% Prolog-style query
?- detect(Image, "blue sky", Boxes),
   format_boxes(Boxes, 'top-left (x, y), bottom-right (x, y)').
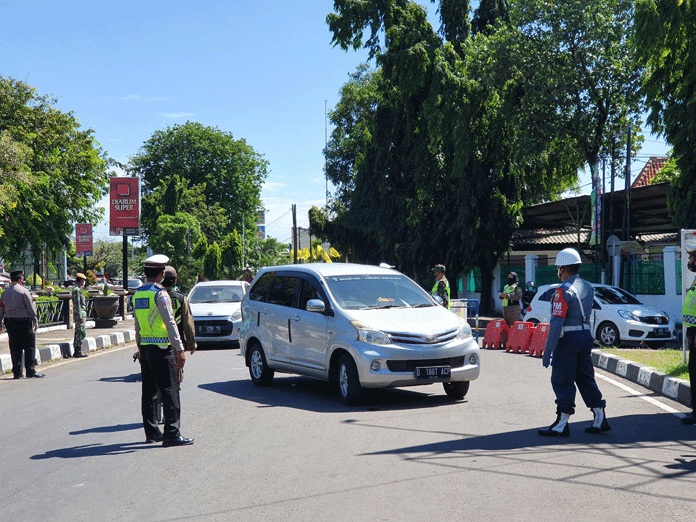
top-left (2, 0), bottom-right (669, 244)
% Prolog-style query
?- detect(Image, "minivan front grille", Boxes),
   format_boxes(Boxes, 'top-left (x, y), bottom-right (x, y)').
top-left (385, 328), bottom-right (458, 345)
top-left (387, 356), bottom-right (465, 372)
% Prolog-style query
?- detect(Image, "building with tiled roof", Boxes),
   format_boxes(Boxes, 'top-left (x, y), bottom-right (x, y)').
top-left (631, 156), bottom-right (668, 188)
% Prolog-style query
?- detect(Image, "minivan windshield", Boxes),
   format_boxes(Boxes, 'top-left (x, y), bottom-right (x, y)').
top-left (593, 285), bottom-right (642, 305)
top-left (325, 274), bottom-right (435, 310)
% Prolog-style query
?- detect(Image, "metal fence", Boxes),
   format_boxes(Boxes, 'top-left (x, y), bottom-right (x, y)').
top-left (36, 299), bottom-right (65, 327)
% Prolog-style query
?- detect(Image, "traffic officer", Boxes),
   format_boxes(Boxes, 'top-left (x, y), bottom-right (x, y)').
top-left (134, 255), bottom-right (193, 447)
top-left (0, 270), bottom-right (43, 378)
top-left (71, 273), bottom-right (88, 358)
top-left (500, 272), bottom-right (522, 326)
top-left (681, 241), bottom-right (696, 424)
top-left (162, 265), bottom-right (196, 355)
top-left (431, 264), bottom-right (450, 309)
top-left (538, 248), bottom-right (609, 437)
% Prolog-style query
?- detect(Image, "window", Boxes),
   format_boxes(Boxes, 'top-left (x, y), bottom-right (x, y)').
top-left (267, 275), bottom-right (298, 307)
top-left (248, 272), bottom-right (274, 302)
top-left (298, 279), bottom-right (322, 310)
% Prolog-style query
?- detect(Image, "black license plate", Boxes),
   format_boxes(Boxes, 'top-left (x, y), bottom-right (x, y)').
top-left (415, 366), bottom-right (451, 379)
top-left (654, 327), bottom-right (668, 336)
top-left (201, 326), bottom-right (221, 334)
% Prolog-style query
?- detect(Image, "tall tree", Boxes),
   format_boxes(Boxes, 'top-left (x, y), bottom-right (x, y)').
top-left (0, 77), bottom-right (109, 262)
top-left (129, 122), bottom-right (268, 241)
top-left (635, 0), bottom-right (696, 229)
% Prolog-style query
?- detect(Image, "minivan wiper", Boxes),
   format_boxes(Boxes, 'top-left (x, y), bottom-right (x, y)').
top-left (413, 303), bottom-right (433, 308)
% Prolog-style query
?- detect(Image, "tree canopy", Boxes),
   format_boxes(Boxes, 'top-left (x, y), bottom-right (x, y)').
top-left (0, 77), bottom-right (109, 263)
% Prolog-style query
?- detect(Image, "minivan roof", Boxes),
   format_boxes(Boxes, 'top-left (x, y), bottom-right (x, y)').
top-left (258, 263), bottom-right (398, 278)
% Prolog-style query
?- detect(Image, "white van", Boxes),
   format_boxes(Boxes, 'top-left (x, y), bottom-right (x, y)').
top-left (239, 263), bottom-right (480, 404)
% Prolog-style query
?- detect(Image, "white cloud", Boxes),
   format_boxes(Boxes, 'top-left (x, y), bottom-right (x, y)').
top-left (160, 112), bottom-right (194, 119)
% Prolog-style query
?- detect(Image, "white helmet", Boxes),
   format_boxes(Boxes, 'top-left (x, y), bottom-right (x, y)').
top-left (555, 248), bottom-right (582, 267)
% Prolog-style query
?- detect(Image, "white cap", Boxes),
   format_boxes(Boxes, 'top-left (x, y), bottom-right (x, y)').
top-left (555, 248), bottom-right (582, 266)
top-left (143, 254), bottom-right (169, 268)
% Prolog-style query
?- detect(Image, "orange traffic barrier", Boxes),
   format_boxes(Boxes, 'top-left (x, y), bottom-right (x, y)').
top-left (505, 321), bottom-right (535, 353)
top-left (482, 320), bottom-right (509, 349)
top-left (528, 323), bottom-right (550, 357)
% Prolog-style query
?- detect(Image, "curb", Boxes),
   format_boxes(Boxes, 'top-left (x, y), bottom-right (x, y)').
top-left (591, 348), bottom-right (692, 407)
top-left (0, 320), bottom-right (135, 373)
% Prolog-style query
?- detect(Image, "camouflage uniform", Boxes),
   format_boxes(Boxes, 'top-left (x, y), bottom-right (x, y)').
top-left (72, 285), bottom-right (87, 356)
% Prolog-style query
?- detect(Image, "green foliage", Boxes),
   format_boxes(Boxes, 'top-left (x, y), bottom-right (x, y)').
top-left (220, 230), bottom-right (243, 278)
top-left (85, 270), bottom-right (97, 286)
top-left (203, 242), bottom-right (221, 281)
top-left (635, 0), bottom-right (696, 229)
top-left (0, 77), bottom-right (110, 262)
top-left (129, 122), bottom-right (267, 242)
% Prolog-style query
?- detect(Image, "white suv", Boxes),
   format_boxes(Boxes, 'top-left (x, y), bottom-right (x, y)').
top-left (239, 263), bottom-right (480, 404)
top-left (524, 283), bottom-right (674, 348)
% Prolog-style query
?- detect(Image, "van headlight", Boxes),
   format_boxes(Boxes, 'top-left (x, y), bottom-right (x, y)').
top-left (351, 320), bottom-right (392, 345)
top-left (230, 309), bottom-right (242, 322)
top-left (458, 319), bottom-right (472, 340)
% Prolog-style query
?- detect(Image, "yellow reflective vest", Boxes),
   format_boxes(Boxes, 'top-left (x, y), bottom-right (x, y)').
top-left (134, 283), bottom-right (170, 345)
top-left (683, 277), bottom-right (696, 328)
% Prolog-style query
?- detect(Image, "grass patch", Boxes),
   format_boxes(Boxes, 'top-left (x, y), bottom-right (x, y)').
top-left (600, 348), bottom-right (689, 380)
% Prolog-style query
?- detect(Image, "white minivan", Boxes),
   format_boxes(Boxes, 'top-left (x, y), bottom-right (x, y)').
top-left (239, 263), bottom-right (480, 404)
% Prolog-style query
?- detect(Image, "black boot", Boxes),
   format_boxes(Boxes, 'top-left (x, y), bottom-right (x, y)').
top-left (585, 407), bottom-right (611, 433)
top-left (681, 411), bottom-right (696, 425)
top-left (538, 412), bottom-right (571, 437)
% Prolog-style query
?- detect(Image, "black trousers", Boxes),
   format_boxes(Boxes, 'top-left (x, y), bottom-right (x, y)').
top-left (4, 318), bottom-right (37, 378)
top-left (688, 327), bottom-right (696, 410)
top-left (139, 344), bottom-right (181, 440)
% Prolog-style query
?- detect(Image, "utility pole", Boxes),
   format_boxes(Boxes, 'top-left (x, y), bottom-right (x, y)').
top-left (292, 204), bottom-right (298, 264)
top-left (624, 124), bottom-right (631, 241)
top-left (325, 100), bottom-right (329, 207)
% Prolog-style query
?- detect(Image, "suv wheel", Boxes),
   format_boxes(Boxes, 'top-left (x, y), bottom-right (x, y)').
top-left (249, 342), bottom-right (274, 386)
top-left (443, 381), bottom-right (470, 400)
top-left (336, 354), bottom-right (362, 405)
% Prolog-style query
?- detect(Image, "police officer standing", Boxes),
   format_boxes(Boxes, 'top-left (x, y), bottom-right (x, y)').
top-left (500, 272), bottom-right (522, 326)
top-left (681, 241), bottom-right (696, 424)
top-left (72, 273), bottom-right (89, 358)
top-left (162, 265), bottom-right (196, 355)
top-left (134, 255), bottom-right (193, 447)
top-left (538, 248), bottom-right (609, 437)
top-left (0, 270), bottom-right (44, 378)
top-left (432, 264), bottom-right (450, 309)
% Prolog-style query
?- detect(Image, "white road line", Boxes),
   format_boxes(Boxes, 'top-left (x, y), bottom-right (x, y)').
top-left (595, 372), bottom-right (683, 416)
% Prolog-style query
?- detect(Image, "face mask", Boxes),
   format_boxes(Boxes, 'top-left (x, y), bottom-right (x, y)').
top-left (508, 278), bottom-right (514, 285)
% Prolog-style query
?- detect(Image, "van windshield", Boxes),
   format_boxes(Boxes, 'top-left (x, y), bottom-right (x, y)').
top-left (325, 274), bottom-right (435, 310)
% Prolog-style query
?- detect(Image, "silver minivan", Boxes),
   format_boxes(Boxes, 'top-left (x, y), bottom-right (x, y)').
top-left (239, 263), bottom-right (480, 404)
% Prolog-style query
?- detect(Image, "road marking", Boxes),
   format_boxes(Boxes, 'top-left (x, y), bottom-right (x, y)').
top-left (596, 372), bottom-right (683, 416)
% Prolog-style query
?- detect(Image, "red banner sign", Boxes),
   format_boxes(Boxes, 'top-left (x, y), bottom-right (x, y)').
top-left (75, 223), bottom-right (93, 257)
top-left (109, 177), bottom-right (140, 236)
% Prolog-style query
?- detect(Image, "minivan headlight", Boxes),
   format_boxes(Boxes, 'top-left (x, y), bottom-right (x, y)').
top-left (458, 319), bottom-right (472, 340)
top-left (351, 321), bottom-right (392, 345)
top-left (618, 309), bottom-right (639, 321)
top-left (230, 309), bottom-right (242, 322)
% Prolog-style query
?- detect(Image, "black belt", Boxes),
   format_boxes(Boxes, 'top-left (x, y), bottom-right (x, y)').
top-left (507, 300), bottom-right (519, 305)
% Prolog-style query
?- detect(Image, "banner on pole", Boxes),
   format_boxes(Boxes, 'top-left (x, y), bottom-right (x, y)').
top-left (75, 223), bottom-right (93, 257)
top-left (109, 177), bottom-right (141, 236)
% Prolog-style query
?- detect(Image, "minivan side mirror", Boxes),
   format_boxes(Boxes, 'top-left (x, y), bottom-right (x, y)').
top-left (306, 298), bottom-right (326, 313)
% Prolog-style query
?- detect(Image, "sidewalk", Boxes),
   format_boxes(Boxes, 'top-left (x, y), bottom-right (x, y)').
top-left (0, 316), bottom-right (136, 373)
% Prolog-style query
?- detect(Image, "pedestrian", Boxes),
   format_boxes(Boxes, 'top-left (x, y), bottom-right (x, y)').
top-left (162, 265), bottom-right (197, 355)
top-left (0, 270), bottom-right (44, 378)
top-left (499, 272), bottom-right (522, 326)
top-left (680, 241), bottom-right (696, 424)
top-left (521, 281), bottom-right (536, 317)
top-left (431, 264), bottom-right (450, 309)
top-left (71, 273), bottom-right (89, 358)
top-left (134, 254), bottom-right (193, 447)
top-left (538, 248), bottom-right (609, 437)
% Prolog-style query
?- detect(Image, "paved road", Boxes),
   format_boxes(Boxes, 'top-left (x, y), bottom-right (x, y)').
top-left (1, 340), bottom-right (696, 522)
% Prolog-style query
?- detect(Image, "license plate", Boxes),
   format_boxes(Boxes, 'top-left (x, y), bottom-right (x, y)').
top-left (654, 327), bottom-right (668, 336)
top-left (415, 366), bottom-right (451, 379)
top-left (201, 326), bottom-right (221, 334)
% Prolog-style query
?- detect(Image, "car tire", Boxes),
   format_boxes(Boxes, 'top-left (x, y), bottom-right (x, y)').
top-left (443, 381), bottom-right (470, 400)
top-left (248, 342), bottom-right (274, 386)
top-left (336, 354), bottom-right (362, 405)
top-left (597, 321), bottom-right (620, 347)
top-left (646, 341), bottom-right (666, 349)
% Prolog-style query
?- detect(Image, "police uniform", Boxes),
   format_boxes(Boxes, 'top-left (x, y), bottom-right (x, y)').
top-left (163, 266), bottom-right (196, 354)
top-left (501, 273), bottom-right (522, 326)
top-left (134, 255), bottom-right (192, 446)
top-left (681, 242), bottom-right (696, 424)
top-left (539, 248), bottom-right (609, 437)
top-left (72, 273), bottom-right (88, 357)
top-left (431, 265), bottom-right (450, 309)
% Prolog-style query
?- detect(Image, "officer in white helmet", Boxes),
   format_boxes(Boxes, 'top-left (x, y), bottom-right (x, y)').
top-left (538, 248), bottom-right (610, 437)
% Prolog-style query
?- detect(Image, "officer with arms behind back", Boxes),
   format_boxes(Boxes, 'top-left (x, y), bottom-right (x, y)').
top-left (681, 241), bottom-right (696, 424)
top-left (71, 273), bottom-right (89, 358)
top-left (431, 264), bottom-right (450, 309)
top-left (538, 248), bottom-right (610, 437)
top-left (161, 265), bottom-right (196, 356)
top-left (134, 255), bottom-right (193, 447)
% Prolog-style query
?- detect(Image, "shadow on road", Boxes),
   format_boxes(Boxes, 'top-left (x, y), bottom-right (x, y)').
top-left (199, 375), bottom-right (467, 413)
top-left (69, 422), bottom-right (142, 435)
top-left (31, 441), bottom-right (156, 459)
top-left (98, 373), bottom-right (141, 383)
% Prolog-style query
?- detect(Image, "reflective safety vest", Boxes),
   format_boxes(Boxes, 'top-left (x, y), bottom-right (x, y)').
top-left (134, 283), bottom-right (170, 345)
top-left (432, 278), bottom-right (451, 309)
top-left (502, 283), bottom-right (519, 307)
top-left (683, 277), bottom-right (696, 328)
